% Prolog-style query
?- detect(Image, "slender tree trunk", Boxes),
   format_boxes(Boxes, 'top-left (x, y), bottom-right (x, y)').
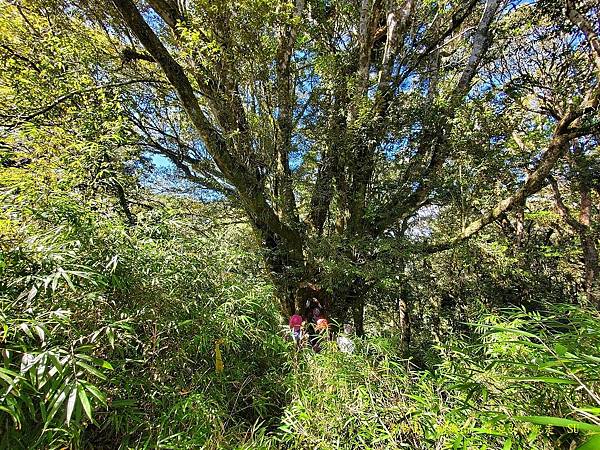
top-left (580, 231), bottom-right (598, 304)
top-left (515, 202), bottom-right (524, 248)
top-left (549, 172), bottom-right (598, 305)
top-left (352, 298), bottom-right (365, 337)
top-left (398, 297), bottom-right (411, 356)
top-left (579, 187), bottom-right (598, 304)
top-left (396, 259), bottom-right (411, 355)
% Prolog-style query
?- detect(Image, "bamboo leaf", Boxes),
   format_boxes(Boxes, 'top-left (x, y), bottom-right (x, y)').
top-left (514, 416), bottom-right (600, 432)
top-left (83, 382), bottom-right (107, 406)
top-left (506, 377), bottom-right (578, 385)
top-left (577, 434), bottom-right (600, 450)
top-left (75, 361), bottom-right (106, 381)
top-left (27, 284), bottom-right (38, 301)
top-left (34, 325), bottom-right (45, 343)
top-left (46, 385), bottom-right (68, 424)
top-left (77, 383), bottom-right (92, 421)
top-left (61, 270), bottom-right (75, 290)
top-left (66, 385), bottom-right (77, 425)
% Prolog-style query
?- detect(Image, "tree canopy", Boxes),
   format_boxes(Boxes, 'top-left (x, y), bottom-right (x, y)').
top-left (5, 0), bottom-right (598, 323)
top-left (1, 0), bottom-right (599, 447)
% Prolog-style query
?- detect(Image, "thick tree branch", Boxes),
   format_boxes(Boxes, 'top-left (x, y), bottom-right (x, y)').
top-left (354, 0), bottom-right (383, 103)
top-left (548, 174), bottom-right (585, 233)
top-left (111, 0), bottom-right (303, 251)
top-left (566, 0), bottom-right (600, 73)
top-left (274, 0), bottom-right (304, 224)
top-left (146, 0), bottom-right (184, 29)
top-left (453, 0), bottom-right (501, 98)
top-left (309, 148), bottom-right (336, 234)
top-left (419, 108), bottom-right (586, 254)
top-left (376, 0), bottom-right (415, 95)
top-left (373, 0), bottom-right (500, 235)
top-left (566, 0), bottom-right (600, 114)
top-left (309, 86), bottom-right (347, 234)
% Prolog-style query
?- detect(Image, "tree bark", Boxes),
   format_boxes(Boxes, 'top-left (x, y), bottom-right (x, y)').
top-left (576, 169), bottom-right (598, 304)
top-left (398, 297), bottom-right (410, 356)
top-left (549, 174), bottom-right (598, 305)
top-left (274, 0), bottom-right (304, 225)
top-left (352, 298), bottom-right (365, 338)
top-left (515, 201), bottom-right (525, 248)
top-left (581, 231), bottom-right (598, 304)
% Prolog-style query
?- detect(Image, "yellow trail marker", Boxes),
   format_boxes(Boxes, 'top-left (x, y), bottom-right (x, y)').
top-left (215, 339), bottom-right (224, 373)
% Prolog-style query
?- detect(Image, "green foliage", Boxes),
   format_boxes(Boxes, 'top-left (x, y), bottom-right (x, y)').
top-left (2, 120), bottom-right (599, 450)
top-left (0, 177), bottom-right (291, 448)
top-left (271, 302), bottom-right (600, 450)
top-left (0, 120), bottom-right (287, 448)
top-left (1, 0), bottom-right (599, 449)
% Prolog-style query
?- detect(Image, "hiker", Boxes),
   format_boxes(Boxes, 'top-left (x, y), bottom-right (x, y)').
top-left (308, 306), bottom-right (329, 352)
top-left (316, 317), bottom-right (329, 335)
top-left (289, 312), bottom-right (304, 347)
top-left (316, 317), bottom-right (330, 345)
top-left (337, 323), bottom-right (355, 354)
top-left (304, 297), bottom-right (323, 319)
top-left (301, 297), bottom-right (330, 352)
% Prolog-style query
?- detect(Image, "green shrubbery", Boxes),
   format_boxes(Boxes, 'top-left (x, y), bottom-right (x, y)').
top-left (273, 303), bottom-right (600, 450)
top-left (0, 185), bottom-right (287, 448)
top-left (2, 188), bottom-right (600, 449)
top-left (1, 131), bottom-right (599, 449)
top-left (2, 0), bottom-right (599, 447)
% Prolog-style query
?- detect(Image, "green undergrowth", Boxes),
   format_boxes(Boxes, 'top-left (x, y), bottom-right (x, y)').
top-left (2, 187), bottom-right (599, 449)
top-left (270, 303), bottom-right (600, 450)
top-left (124, 302), bottom-right (600, 450)
top-left (0, 188), bottom-right (288, 449)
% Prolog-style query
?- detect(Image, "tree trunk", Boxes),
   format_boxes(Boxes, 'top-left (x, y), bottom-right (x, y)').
top-left (352, 298), bottom-right (365, 337)
top-left (515, 202), bottom-right (525, 248)
top-left (580, 231), bottom-right (598, 304)
top-left (579, 187), bottom-right (598, 304)
top-left (398, 297), bottom-right (411, 356)
top-left (549, 169), bottom-right (598, 305)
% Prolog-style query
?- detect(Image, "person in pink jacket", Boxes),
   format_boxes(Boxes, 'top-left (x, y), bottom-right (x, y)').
top-left (289, 312), bottom-right (304, 348)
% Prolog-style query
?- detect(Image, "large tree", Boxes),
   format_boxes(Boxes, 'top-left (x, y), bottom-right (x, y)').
top-left (5, 0), bottom-right (600, 330)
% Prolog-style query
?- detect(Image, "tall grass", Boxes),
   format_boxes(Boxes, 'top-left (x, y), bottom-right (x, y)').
top-left (271, 303), bottom-right (600, 450)
top-left (2, 188), bottom-right (599, 449)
